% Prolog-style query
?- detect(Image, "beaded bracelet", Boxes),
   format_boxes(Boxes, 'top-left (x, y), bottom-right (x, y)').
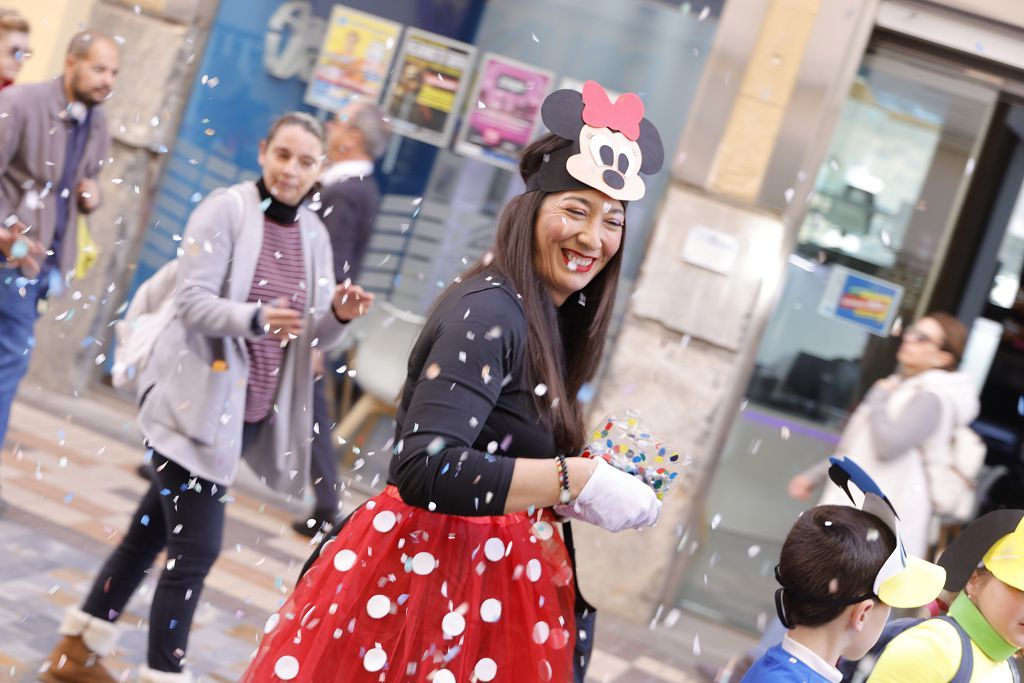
top-left (555, 453), bottom-right (571, 504)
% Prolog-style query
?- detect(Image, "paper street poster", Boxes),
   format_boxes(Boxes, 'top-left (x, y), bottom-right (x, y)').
top-left (305, 5), bottom-right (402, 111)
top-left (382, 28), bottom-right (476, 147)
top-left (454, 54), bottom-right (554, 170)
top-left (819, 264), bottom-right (904, 336)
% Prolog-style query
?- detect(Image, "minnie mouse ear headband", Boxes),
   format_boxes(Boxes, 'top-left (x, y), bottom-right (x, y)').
top-left (938, 509), bottom-right (1024, 593)
top-left (525, 80), bottom-right (665, 202)
top-left (775, 456), bottom-right (946, 627)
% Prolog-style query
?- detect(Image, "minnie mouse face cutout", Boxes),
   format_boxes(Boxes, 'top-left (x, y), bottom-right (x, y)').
top-left (526, 80), bottom-right (664, 202)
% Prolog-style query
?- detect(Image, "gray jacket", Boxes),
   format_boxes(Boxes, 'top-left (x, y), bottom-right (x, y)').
top-left (137, 181), bottom-right (347, 494)
top-left (0, 77), bottom-right (110, 276)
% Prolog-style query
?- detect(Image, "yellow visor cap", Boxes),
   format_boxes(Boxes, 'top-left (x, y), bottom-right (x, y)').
top-left (983, 519), bottom-right (1024, 592)
top-left (876, 555), bottom-right (947, 609)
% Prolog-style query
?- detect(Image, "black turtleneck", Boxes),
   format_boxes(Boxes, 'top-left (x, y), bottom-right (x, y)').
top-left (256, 176), bottom-right (301, 225)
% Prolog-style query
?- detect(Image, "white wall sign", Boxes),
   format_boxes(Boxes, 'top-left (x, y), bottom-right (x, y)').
top-left (680, 225), bottom-right (740, 275)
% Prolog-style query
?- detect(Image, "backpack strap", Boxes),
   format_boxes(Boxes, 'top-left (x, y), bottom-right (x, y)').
top-left (937, 615), bottom-right (973, 683)
top-left (226, 183), bottom-right (249, 242)
top-left (210, 183), bottom-right (251, 366)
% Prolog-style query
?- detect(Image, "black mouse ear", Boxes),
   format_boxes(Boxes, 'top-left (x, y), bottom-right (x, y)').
top-left (638, 118), bottom-right (664, 175)
top-left (541, 89), bottom-right (586, 140)
top-left (938, 509), bottom-right (1024, 592)
top-left (827, 462), bottom-right (857, 505)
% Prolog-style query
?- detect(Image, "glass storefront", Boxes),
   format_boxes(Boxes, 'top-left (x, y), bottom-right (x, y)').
top-left (675, 42), bottom-right (998, 631)
top-left (989, 183), bottom-right (1024, 310)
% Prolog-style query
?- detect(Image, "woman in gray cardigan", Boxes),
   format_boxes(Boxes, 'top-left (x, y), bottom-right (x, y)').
top-left (42, 112), bottom-right (374, 683)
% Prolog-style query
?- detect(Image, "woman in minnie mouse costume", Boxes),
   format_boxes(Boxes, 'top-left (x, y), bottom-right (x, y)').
top-left (240, 81), bottom-right (665, 683)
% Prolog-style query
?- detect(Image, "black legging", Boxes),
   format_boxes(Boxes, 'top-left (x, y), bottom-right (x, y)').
top-left (81, 451), bottom-right (230, 672)
top-left (309, 374), bottom-right (340, 515)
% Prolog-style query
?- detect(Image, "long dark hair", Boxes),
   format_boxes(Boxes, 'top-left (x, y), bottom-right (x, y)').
top-left (458, 133), bottom-right (625, 454)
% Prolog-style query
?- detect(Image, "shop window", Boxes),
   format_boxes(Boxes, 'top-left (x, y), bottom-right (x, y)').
top-left (676, 46), bottom-right (997, 632)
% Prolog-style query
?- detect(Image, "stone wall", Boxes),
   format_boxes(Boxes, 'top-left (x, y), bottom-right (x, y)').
top-left (574, 0), bottom-right (837, 622)
top-left (574, 186), bottom-right (786, 617)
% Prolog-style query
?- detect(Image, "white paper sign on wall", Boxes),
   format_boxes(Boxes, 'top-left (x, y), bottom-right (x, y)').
top-left (680, 225), bottom-right (739, 276)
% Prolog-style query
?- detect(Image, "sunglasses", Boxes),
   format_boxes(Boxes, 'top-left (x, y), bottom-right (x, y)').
top-left (902, 327), bottom-right (942, 347)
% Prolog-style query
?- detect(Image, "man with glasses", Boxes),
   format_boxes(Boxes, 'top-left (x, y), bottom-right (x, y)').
top-left (0, 9), bottom-right (29, 91)
top-left (0, 30), bottom-right (119, 508)
top-left (293, 101), bottom-right (390, 536)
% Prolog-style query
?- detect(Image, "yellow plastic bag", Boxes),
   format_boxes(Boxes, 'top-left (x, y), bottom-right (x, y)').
top-left (74, 215), bottom-right (98, 279)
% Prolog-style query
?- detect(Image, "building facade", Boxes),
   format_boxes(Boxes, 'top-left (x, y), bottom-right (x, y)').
top-left (11, 0), bottom-right (1024, 629)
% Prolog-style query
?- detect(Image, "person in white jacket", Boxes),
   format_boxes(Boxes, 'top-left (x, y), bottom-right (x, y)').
top-left (714, 313), bottom-right (980, 683)
top-left (789, 312), bottom-right (978, 558)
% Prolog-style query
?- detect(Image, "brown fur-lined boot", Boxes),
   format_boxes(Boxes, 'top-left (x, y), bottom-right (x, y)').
top-left (38, 608), bottom-right (119, 683)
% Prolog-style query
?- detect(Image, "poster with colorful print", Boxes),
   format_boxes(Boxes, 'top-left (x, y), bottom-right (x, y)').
top-left (304, 5), bottom-right (402, 111)
top-left (454, 54), bottom-right (554, 170)
top-left (382, 28), bottom-right (476, 147)
top-left (819, 265), bottom-right (904, 336)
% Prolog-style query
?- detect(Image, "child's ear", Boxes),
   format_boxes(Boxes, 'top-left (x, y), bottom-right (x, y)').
top-left (849, 599), bottom-right (874, 632)
top-left (966, 569), bottom-right (989, 599)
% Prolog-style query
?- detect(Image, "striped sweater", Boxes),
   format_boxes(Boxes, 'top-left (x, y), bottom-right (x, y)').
top-left (244, 218), bottom-right (307, 423)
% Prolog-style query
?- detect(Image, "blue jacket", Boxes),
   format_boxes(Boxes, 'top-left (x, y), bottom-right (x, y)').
top-left (742, 645), bottom-right (837, 683)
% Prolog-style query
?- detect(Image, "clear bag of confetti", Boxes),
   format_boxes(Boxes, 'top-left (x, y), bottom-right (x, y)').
top-left (579, 410), bottom-right (682, 501)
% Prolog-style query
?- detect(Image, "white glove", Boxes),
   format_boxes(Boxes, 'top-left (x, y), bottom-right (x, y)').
top-left (554, 459), bottom-right (662, 532)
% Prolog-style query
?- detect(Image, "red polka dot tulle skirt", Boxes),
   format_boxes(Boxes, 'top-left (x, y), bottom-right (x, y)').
top-left (240, 486), bottom-right (577, 683)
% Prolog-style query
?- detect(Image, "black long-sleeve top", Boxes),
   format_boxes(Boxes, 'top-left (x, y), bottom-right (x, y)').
top-left (387, 272), bottom-right (558, 515)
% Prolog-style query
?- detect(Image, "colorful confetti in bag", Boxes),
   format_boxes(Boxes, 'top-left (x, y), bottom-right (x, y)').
top-left (579, 411), bottom-right (682, 500)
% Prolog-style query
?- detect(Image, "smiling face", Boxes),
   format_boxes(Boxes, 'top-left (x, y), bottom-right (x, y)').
top-left (533, 189), bottom-right (624, 306)
top-left (968, 569), bottom-right (1024, 647)
top-left (258, 124), bottom-right (324, 206)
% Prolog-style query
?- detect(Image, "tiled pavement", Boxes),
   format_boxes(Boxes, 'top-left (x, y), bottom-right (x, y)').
top-left (0, 395), bottom-right (755, 682)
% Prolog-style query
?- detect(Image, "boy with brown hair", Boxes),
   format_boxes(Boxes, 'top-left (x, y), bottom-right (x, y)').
top-left (742, 457), bottom-right (946, 682)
